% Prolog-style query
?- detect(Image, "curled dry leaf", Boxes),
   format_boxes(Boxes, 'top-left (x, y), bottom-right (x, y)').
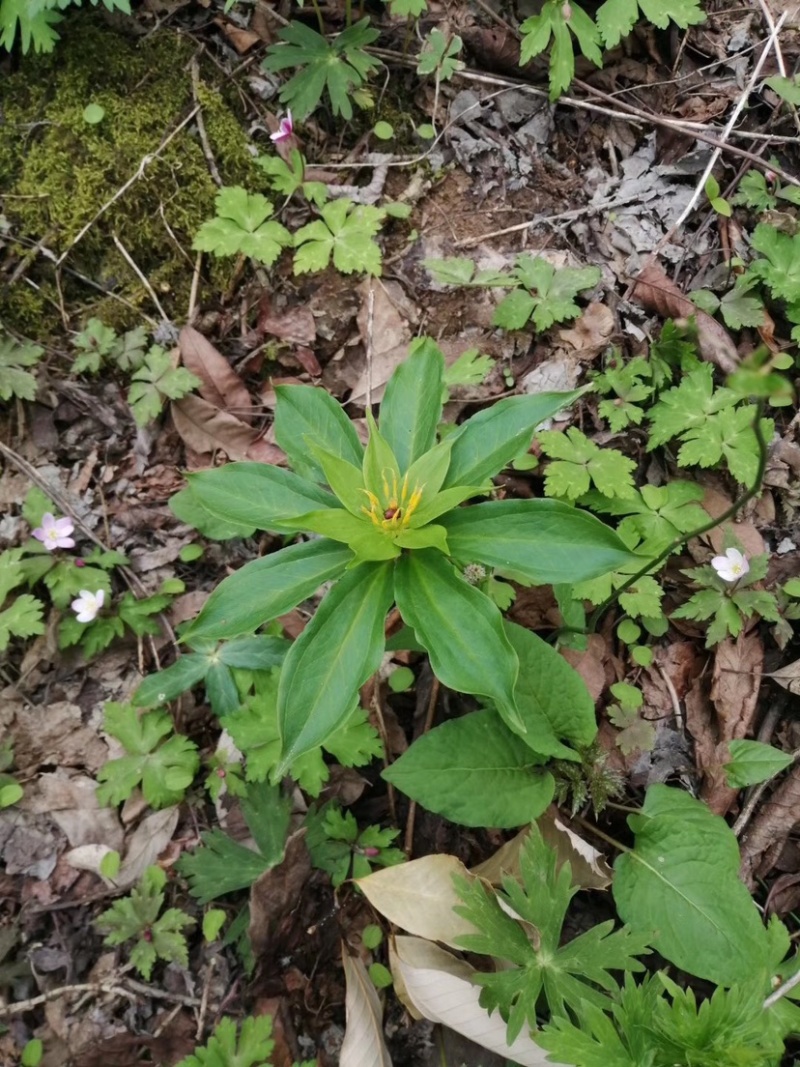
top-left (472, 808), bottom-right (612, 891)
top-left (356, 854), bottom-right (480, 949)
top-left (557, 302), bottom-right (615, 360)
top-left (390, 936), bottom-right (562, 1067)
top-left (172, 395), bottom-right (281, 463)
top-left (340, 947), bottom-right (393, 1067)
top-left (631, 263), bottom-right (739, 373)
top-left (116, 806), bottom-right (180, 890)
top-left (740, 764), bottom-right (800, 889)
top-left (768, 657), bottom-right (800, 695)
top-left (248, 829), bottom-right (311, 960)
top-left (179, 325), bottom-right (253, 424)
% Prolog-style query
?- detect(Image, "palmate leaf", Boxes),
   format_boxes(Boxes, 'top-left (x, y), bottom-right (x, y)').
top-left (0, 0), bottom-right (61, 52)
top-left (748, 224), bottom-right (800, 304)
top-left (293, 199), bottom-right (383, 276)
top-left (538, 428), bottom-right (636, 500)
top-left (597, 0), bottom-right (705, 48)
top-left (128, 346), bottom-right (200, 427)
top-left (263, 18), bottom-right (380, 120)
top-left (176, 1016), bottom-right (275, 1067)
top-left (193, 187), bottom-right (292, 266)
top-left (453, 824), bottom-right (649, 1042)
top-left (0, 595), bottom-right (45, 650)
top-left (519, 0), bottom-right (602, 99)
top-left (0, 335), bottom-right (44, 401)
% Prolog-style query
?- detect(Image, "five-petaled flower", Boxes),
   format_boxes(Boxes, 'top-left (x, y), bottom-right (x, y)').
top-left (32, 512), bottom-right (75, 551)
top-left (270, 111), bottom-right (294, 144)
top-left (71, 589), bottom-right (105, 623)
top-left (711, 547), bottom-right (749, 583)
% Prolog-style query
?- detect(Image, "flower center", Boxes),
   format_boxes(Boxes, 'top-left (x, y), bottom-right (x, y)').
top-left (362, 469), bottom-right (423, 533)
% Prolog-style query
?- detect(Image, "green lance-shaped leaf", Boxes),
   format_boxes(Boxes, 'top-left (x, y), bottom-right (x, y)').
top-left (217, 635), bottom-right (291, 669)
top-left (185, 463), bottom-right (339, 532)
top-left (380, 337), bottom-right (445, 472)
top-left (184, 539), bottom-right (353, 642)
top-left (613, 785), bottom-right (770, 985)
top-left (441, 499), bottom-right (637, 585)
top-left (170, 485), bottom-right (255, 540)
top-left (274, 384), bottom-right (364, 483)
top-left (443, 390), bottom-right (584, 489)
top-left (363, 412), bottom-right (401, 496)
top-left (394, 550), bottom-right (521, 732)
top-left (383, 708), bottom-right (554, 828)
top-left (276, 560), bottom-right (395, 771)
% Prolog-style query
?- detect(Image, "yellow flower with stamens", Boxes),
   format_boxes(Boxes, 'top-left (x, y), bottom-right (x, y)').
top-left (362, 469), bottom-right (424, 533)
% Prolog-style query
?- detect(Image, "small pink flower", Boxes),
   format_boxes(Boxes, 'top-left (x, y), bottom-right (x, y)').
top-left (765, 170), bottom-right (777, 184)
top-left (75, 558), bottom-right (86, 568)
top-left (71, 589), bottom-right (105, 623)
top-left (270, 111), bottom-right (293, 144)
top-left (32, 512), bottom-right (75, 551)
top-left (711, 548), bottom-right (749, 583)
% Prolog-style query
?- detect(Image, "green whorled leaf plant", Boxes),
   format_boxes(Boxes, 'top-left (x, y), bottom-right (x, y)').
top-left (180, 338), bottom-right (636, 780)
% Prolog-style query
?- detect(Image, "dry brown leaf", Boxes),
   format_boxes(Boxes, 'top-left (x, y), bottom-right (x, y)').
top-left (179, 325), bottom-right (253, 424)
top-left (631, 263), bottom-right (739, 373)
top-left (356, 855), bottom-right (479, 949)
top-left (557, 302), bottom-right (615, 359)
top-left (349, 279), bottom-right (415, 402)
top-left (711, 633), bottom-right (763, 744)
top-left (768, 657), bottom-right (800, 694)
top-left (171, 395), bottom-right (258, 461)
top-left (693, 486), bottom-right (765, 560)
top-left (560, 635), bottom-right (609, 703)
top-left (10, 699), bottom-right (108, 774)
top-left (340, 947), bottom-right (393, 1067)
top-left (740, 765), bottom-right (800, 889)
top-left (213, 16), bottom-right (261, 52)
top-left (249, 829), bottom-right (311, 959)
top-left (258, 298), bottom-right (317, 346)
top-left (473, 810), bottom-right (612, 890)
top-left (116, 806), bottom-right (180, 889)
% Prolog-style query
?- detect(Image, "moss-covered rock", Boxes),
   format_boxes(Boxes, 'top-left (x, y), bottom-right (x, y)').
top-left (0, 13), bottom-right (266, 336)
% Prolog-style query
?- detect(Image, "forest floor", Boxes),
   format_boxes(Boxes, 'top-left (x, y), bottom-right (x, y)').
top-left (2, 0), bottom-right (800, 1064)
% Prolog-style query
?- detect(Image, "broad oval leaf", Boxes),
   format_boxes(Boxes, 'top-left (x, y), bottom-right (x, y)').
top-left (184, 539), bottom-right (353, 642)
top-left (357, 855), bottom-right (480, 949)
top-left (186, 462), bottom-right (338, 532)
top-left (218, 635), bottom-right (291, 669)
top-left (274, 384), bottom-right (364, 483)
top-left (443, 390), bottom-right (583, 489)
top-left (441, 499), bottom-right (636, 584)
top-left (394, 550), bottom-right (521, 731)
top-left (383, 709), bottom-right (554, 828)
top-left (504, 621), bottom-right (597, 758)
top-left (380, 337), bottom-right (445, 472)
top-left (277, 560), bottom-right (395, 770)
top-left (724, 739), bottom-right (794, 788)
top-left (613, 785), bottom-right (770, 985)
top-left (170, 486), bottom-right (255, 540)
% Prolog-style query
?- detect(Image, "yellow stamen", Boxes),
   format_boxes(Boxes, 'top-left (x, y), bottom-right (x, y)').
top-left (360, 472), bottom-right (425, 533)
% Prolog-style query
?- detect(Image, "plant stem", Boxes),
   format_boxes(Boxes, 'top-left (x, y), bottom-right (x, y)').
top-left (573, 814), bottom-right (630, 855)
top-left (586, 400), bottom-right (769, 633)
top-left (310, 0), bottom-right (325, 35)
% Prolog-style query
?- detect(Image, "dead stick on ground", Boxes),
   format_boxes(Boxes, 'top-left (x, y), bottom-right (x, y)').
top-left (190, 56), bottom-right (223, 189)
top-left (0, 979), bottom-right (211, 1018)
top-left (403, 676), bottom-right (440, 857)
top-left (112, 234), bottom-right (170, 323)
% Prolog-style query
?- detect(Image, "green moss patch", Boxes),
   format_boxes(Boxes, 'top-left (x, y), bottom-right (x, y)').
top-left (0, 14), bottom-right (265, 335)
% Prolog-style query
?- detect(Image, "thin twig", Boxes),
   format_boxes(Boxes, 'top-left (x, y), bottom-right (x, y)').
top-left (656, 663), bottom-right (684, 732)
top-left (403, 676), bottom-right (439, 856)
top-left (764, 967), bottom-right (800, 1009)
top-left (0, 976), bottom-right (210, 1018)
top-left (190, 57), bottom-right (224, 189)
top-left (112, 235), bottom-right (170, 322)
top-left (654, 12), bottom-right (788, 254)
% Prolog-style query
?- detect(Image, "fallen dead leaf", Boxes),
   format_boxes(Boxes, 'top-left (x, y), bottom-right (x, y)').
top-left (631, 263), bottom-right (739, 373)
top-left (391, 936), bottom-right (562, 1066)
top-left (356, 855), bottom-right (479, 949)
top-left (557, 302), bottom-right (615, 359)
top-left (116, 806), bottom-right (180, 890)
top-left (349, 279), bottom-right (415, 402)
top-left (171, 395), bottom-right (281, 463)
top-left (257, 296), bottom-right (317, 347)
top-left (9, 699), bottom-right (108, 775)
top-left (179, 325), bottom-right (253, 424)
top-left (249, 829), bottom-right (311, 959)
top-left (213, 15), bottom-right (261, 52)
top-left (740, 765), bottom-right (800, 889)
top-left (340, 947), bottom-right (393, 1067)
top-left (560, 635), bottom-right (609, 703)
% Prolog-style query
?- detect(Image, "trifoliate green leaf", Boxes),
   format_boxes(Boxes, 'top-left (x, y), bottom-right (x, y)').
top-left (538, 427), bottom-right (636, 500)
top-left (72, 318), bottom-right (118, 375)
top-left (520, 0), bottom-right (603, 99)
top-left (493, 255), bottom-right (601, 332)
top-left (176, 1015), bottom-right (275, 1067)
top-left (0, 594), bottom-right (45, 651)
top-left (128, 346), bottom-right (201, 427)
top-left (416, 28), bottom-right (464, 80)
top-left (193, 187), bottom-right (292, 265)
top-left (597, 0), bottom-right (705, 49)
top-left (96, 704), bottom-right (199, 809)
top-left (293, 199), bottom-right (383, 276)
top-left (0, 334), bottom-right (44, 401)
